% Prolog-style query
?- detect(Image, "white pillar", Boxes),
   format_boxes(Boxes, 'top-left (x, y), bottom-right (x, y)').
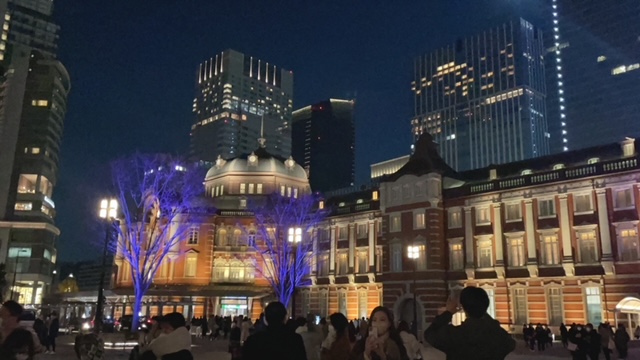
top-left (312, 229), bottom-right (318, 274)
top-left (464, 207), bottom-right (474, 279)
top-left (493, 203), bottom-right (505, 278)
top-left (558, 194), bottom-right (575, 276)
top-left (525, 199), bottom-right (538, 277)
top-left (348, 224), bottom-right (355, 269)
top-left (596, 189), bottom-right (614, 274)
top-left (368, 221), bottom-right (376, 269)
top-left (329, 225), bottom-right (336, 272)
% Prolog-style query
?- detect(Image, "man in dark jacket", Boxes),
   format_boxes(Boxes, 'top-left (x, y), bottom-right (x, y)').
top-left (242, 302), bottom-right (307, 360)
top-left (424, 286), bottom-right (516, 360)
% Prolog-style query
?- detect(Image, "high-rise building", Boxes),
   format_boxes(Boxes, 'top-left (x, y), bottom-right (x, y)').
top-left (411, 18), bottom-right (549, 171)
top-left (0, 0), bottom-right (69, 305)
top-left (190, 49), bottom-right (294, 162)
top-left (292, 99), bottom-right (355, 193)
top-left (544, 0), bottom-right (640, 153)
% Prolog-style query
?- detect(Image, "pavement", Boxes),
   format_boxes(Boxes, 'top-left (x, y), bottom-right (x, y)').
top-left (40, 334), bottom-right (640, 360)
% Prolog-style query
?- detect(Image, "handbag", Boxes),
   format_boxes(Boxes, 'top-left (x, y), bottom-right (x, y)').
top-left (567, 342), bottom-right (578, 351)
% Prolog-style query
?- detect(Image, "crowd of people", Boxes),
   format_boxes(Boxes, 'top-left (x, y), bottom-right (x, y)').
top-left (560, 322), bottom-right (631, 360)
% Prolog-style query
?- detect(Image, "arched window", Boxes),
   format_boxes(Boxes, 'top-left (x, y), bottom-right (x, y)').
top-left (233, 229), bottom-right (243, 246)
top-left (212, 258), bottom-right (227, 281)
top-left (229, 260), bottom-right (244, 281)
top-left (217, 228), bottom-right (228, 246)
top-left (244, 259), bottom-right (255, 281)
top-left (588, 157), bottom-right (600, 164)
top-left (521, 169), bottom-right (533, 175)
top-left (553, 164), bottom-right (565, 170)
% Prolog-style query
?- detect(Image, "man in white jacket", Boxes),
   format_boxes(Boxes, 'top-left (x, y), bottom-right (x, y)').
top-left (141, 312), bottom-right (192, 359)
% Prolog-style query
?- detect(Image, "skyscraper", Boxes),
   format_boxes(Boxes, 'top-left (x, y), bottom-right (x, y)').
top-left (411, 18), bottom-right (549, 171)
top-left (190, 49), bottom-right (294, 162)
top-left (292, 99), bottom-right (355, 193)
top-left (545, 0), bottom-right (640, 153)
top-left (0, 0), bottom-right (70, 304)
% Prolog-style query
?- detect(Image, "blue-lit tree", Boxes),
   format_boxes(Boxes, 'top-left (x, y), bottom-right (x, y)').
top-left (246, 193), bottom-right (327, 308)
top-left (110, 153), bottom-right (205, 331)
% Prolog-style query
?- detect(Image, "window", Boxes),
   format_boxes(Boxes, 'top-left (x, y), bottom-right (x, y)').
top-left (539, 199), bottom-right (556, 218)
top-left (619, 228), bottom-right (639, 261)
top-left (485, 289), bottom-right (496, 319)
top-left (540, 234), bottom-right (560, 265)
top-left (248, 183), bottom-right (254, 194)
top-left (390, 214), bottom-right (401, 232)
top-left (256, 184), bottom-right (263, 194)
top-left (288, 227), bottom-right (302, 243)
top-left (521, 169), bottom-right (533, 175)
top-left (185, 255), bottom-right (197, 277)
top-left (414, 245), bottom-right (427, 270)
top-left (280, 185), bottom-right (285, 196)
top-left (585, 287), bottom-right (602, 325)
top-left (508, 237), bottom-right (525, 267)
top-left (17, 174), bottom-right (37, 194)
top-left (188, 228), bottom-right (199, 244)
top-left (217, 229), bottom-right (228, 246)
top-left (338, 292), bottom-right (347, 317)
top-left (553, 164), bottom-right (565, 170)
top-left (574, 194), bottom-right (593, 213)
top-left (476, 207), bottom-right (490, 225)
top-left (43, 249), bottom-right (52, 261)
top-left (449, 242), bottom-right (464, 270)
top-left (338, 227), bottom-right (348, 240)
top-left (578, 231), bottom-right (598, 263)
top-left (31, 99), bottom-right (48, 107)
top-left (506, 203), bottom-right (521, 222)
top-left (337, 253), bottom-right (348, 275)
top-left (477, 240), bottom-right (493, 268)
top-left (239, 198), bottom-right (247, 208)
top-left (31, 147), bottom-right (40, 154)
top-left (301, 292), bottom-right (310, 316)
top-left (615, 188), bottom-right (634, 209)
top-left (375, 247), bottom-right (383, 273)
top-left (319, 291), bottom-right (329, 317)
top-left (240, 183), bottom-right (246, 194)
top-left (357, 251), bottom-right (368, 273)
top-left (448, 209), bottom-right (462, 228)
top-left (513, 288), bottom-right (528, 325)
top-left (14, 202), bottom-right (33, 211)
top-left (390, 243), bottom-right (402, 272)
top-left (293, 188), bottom-right (298, 198)
top-left (318, 253), bottom-right (329, 276)
top-left (357, 224), bottom-right (368, 238)
top-left (414, 212), bottom-right (426, 229)
top-left (588, 158), bottom-right (600, 164)
top-left (548, 288), bottom-right (563, 325)
top-left (358, 291), bottom-right (368, 318)
top-left (287, 187), bottom-right (292, 197)
top-left (372, 191), bottom-right (379, 201)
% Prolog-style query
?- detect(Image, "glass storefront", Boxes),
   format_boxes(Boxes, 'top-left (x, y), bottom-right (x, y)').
top-left (220, 297), bottom-right (248, 317)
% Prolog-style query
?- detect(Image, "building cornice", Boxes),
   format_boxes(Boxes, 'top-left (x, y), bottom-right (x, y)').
top-left (0, 221), bottom-right (60, 236)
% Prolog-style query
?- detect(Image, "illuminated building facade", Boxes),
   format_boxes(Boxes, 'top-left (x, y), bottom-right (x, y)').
top-left (544, 0), bottom-right (640, 153)
top-left (292, 99), bottom-right (355, 192)
top-left (411, 18), bottom-right (549, 171)
top-left (190, 49), bottom-right (294, 162)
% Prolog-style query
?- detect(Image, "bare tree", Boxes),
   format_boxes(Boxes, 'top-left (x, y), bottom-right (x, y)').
top-left (110, 153), bottom-right (205, 330)
top-left (244, 193), bottom-right (326, 308)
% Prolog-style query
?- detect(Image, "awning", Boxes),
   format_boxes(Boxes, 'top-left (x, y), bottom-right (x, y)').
top-left (615, 297), bottom-right (640, 313)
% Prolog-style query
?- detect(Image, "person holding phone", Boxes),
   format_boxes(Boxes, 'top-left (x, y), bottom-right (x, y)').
top-left (349, 307), bottom-right (408, 360)
top-left (424, 286), bottom-right (515, 360)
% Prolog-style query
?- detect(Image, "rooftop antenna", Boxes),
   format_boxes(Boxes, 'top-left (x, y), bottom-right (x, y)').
top-left (258, 110), bottom-right (266, 148)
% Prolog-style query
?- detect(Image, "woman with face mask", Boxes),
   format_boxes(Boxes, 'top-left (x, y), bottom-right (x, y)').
top-left (320, 313), bottom-right (351, 360)
top-left (349, 307), bottom-right (408, 360)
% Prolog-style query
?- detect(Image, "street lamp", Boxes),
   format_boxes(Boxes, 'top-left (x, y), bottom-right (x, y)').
top-left (95, 198), bottom-right (118, 325)
top-left (407, 245), bottom-right (420, 336)
top-left (11, 249), bottom-right (29, 301)
top-left (288, 227), bottom-right (302, 318)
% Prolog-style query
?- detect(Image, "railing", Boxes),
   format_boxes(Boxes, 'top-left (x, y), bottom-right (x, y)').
top-left (451, 156), bottom-right (640, 197)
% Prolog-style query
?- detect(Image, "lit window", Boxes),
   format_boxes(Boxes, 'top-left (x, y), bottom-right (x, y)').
top-left (619, 228), bottom-right (639, 261)
top-left (585, 287), bottom-right (602, 324)
top-left (521, 169), bottom-right (533, 175)
top-left (615, 188), bottom-right (634, 209)
top-left (318, 201), bottom-right (324, 209)
top-left (372, 190), bottom-right (379, 201)
top-left (248, 183), bottom-right (254, 194)
top-left (14, 202), bottom-right (33, 211)
top-left (475, 207), bottom-right (490, 225)
top-left (553, 164), bottom-right (565, 170)
top-left (30, 100), bottom-right (48, 107)
top-left (540, 234), bottom-right (560, 265)
top-left (389, 214), bottom-right (401, 232)
top-left (508, 238), bottom-right (525, 267)
top-left (448, 209), bottom-right (462, 228)
top-left (414, 212), bottom-right (426, 229)
top-left (185, 255), bottom-right (197, 277)
top-left (239, 183), bottom-right (246, 194)
top-left (280, 185), bottom-right (285, 196)
top-left (506, 203), bottom-right (522, 222)
top-left (188, 227), bottom-right (199, 244)
top-left (449, 242), bottom-right (464, 270)
top-left (31, 147), bottom-right (40, 154)
top-left (256, 183), bottom-right (263, 194)
top-left (239, 198), bottom-right (247, 208)
top-left (477, 240), bottom-right (493, 268)
top-left (548, 288), bottom-right (563, 325)
top-left (513, 288), bottom-right (528, 324)
top-left (587, 158), bottom-right (600, 164)
top-left (578, 231), bottom-right (598, 263)
top-left (612, 66), bottom-right (627, 75)
top-left (597, 56), bottom-right (607, 62)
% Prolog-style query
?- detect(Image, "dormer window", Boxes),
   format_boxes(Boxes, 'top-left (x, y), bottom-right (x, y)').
top-left (521, 169), bottom-right (533, 176)
top-left (588, 157), bottom-right (600, 164)
top-left (319, 201), bottom-right (325, 209)
top-left (372, 191), bottom-right (379, 201)
top-left (338, 202), bottom-right (346, 207)
top-left (553, 164), bottom-right (565, 170)
top-left (356, 199), bottom-right (364, 204)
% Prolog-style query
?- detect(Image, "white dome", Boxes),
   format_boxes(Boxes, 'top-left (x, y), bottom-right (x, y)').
top-left (205, 148), bottom-right (308, 181)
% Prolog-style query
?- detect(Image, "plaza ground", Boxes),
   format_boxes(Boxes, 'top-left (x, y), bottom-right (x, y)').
top-left (45, 334), bottom-right (640, 359)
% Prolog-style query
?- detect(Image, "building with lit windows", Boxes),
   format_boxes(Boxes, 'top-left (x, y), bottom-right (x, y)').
top-left (411, 18), bottom-right (549, 171)
top-left (292, 99), bottom-right (355, 192)
top-left (544, 0), bottom-right (640, 153)
top-left (190, 49), bottom-right (294, 163)
top-left (0, 0), bottom-right (69, 306)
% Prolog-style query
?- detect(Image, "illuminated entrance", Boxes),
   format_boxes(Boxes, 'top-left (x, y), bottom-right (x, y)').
top-left (219, 297), bottom-right (249, 317)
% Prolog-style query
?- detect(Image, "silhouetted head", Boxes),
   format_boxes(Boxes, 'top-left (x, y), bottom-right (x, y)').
top-left (460, 286), bottom-right (489, 318)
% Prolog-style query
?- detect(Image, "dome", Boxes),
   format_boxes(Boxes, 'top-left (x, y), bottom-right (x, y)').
top-left (205, 147), bottom-right (308, 181)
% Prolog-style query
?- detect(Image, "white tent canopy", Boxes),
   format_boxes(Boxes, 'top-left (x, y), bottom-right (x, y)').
top-left (615, 297), bottom-right (640, 313)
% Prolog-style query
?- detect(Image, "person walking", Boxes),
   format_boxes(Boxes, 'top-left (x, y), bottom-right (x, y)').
top-left (424, 286), bottom-right (516, 360)
top-left (583, 324), bottom-right (600, 360)
top-left (560, 323), bottom-right (569, 348)
top-left (45, 311), bottom-right (60, 354)
top-left (242, 301), bottom-right (307, 360)
top-left (614, 324), bottom-right (630, 360)
top-left (320, 313), bottom-right (351, 360)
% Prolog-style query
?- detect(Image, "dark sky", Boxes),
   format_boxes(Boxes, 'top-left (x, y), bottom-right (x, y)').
top-left (53, 0), bottom-right (544, 262)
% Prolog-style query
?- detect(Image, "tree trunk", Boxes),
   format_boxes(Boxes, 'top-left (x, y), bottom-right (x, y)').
top-left (131, 287), bottom-right (144, 332)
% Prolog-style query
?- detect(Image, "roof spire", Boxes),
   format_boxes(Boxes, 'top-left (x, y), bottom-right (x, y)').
top-left (258, 111), bottom-right (266, 148)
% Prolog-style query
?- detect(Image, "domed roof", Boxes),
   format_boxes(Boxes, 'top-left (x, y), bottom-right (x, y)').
top-left (205, 147), bottom-right (308, 181)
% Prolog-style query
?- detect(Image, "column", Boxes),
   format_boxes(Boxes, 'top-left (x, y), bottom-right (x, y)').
top-left (558, 194), bottom-right (575, 276)
top-left (492, 203), bottom-right (505, 278)
top-left (368, 221), bottom-right (376, 270)
top-left (596, 189), bottom-right (615, 274)
top-left (329, 225), bottom-right (336, 274)
top-left (312, 229), bottom-right (318, 274)
top-left (524, 199), bottom-right (538, 277)
top-left (464, 207), bottom-right (475, 279)
top-left (348, 224), bottom-right (355, 270)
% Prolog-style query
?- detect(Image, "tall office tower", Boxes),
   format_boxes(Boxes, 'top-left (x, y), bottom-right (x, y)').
top-left (190, 49), bottom-right (294, 162)
top-left (544, 0), bottom-right (640, 153)
top-left (411, 18), bottom-right (549, 171)
top-left (0, 0), bottom-right (70, 305)
top-left (292, 99), bottom-right (355, 193)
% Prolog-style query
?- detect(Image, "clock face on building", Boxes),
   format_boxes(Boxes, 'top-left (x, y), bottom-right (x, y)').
top-left (248, 154), bottom-right (257, 164)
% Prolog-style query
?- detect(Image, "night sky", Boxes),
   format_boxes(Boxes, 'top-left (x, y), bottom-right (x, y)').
top-left (53, 1), bottom-right (544, 262)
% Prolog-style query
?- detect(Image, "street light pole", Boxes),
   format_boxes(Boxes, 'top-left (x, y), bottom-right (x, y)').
top-left (407, 245), bottom-right (419, 336)
top-left (288, 227), bottom-right (301, 318)
top-left (96, 198), bottom-right (118, 325)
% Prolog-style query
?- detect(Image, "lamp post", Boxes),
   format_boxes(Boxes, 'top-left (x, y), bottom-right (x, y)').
top-left (11, 249), bottom-right (29, 301)
top-left (96, 198), bottom-right (118, 325)
top-left (288, 227), bottom-right (302, 318)
top-left (407, 245), bottom-right (420, 336)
